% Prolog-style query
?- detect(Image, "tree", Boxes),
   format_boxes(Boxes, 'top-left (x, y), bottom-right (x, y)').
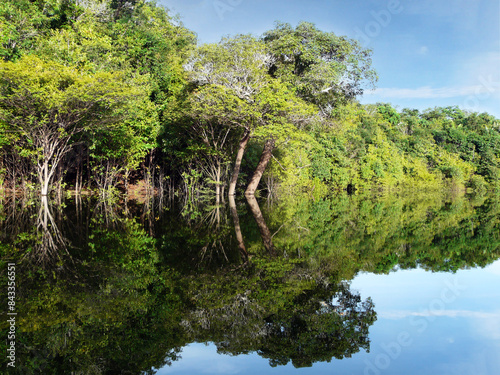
top-left (185, 35), bottom-right (314, 196)
top-left (185, 35), bottom-right (273, 196)
top-left (185, 84), bottom-right (258, 196)
top-left (31, 0), bottom-right (195, 192)
top-left (244, 80), bottom-right (315, 195)
top-left (0, 55), bottom-right (135, 195)
top-left (263, 21), bottom-right (377, 112)
top-left (0, 0), bottom-right (82, 61)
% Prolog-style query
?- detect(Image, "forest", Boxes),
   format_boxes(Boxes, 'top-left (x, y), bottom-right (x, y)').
top-left (1, 2), bottom-right (500, 373)
top-left (1, 0), bottom-right (499, 199)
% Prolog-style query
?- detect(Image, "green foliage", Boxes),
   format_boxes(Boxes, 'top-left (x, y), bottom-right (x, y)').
top-left (0, 55), bottom-right (134, 129)
top-left (0, 1), bottom-right (498, 198)
top-left (377, 103), bottom-right (401, 126)
top-left (468, 174), bottom-right (488, 194)
top-left (0, 0), bottom-right (82, 60)
top-left (266, 103), bottom-right (499, 195)
top-left (263, 21), bottom-right (378, 107)
top-left (0, 54), bottom-right (136, 194)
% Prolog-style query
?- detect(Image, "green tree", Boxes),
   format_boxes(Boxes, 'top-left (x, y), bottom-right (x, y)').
top-left (32, 0), bottom-right (195, 191)
top-left (0, 0), bottom-right (82, 61)
top-left (185, 35), bottom-right (314, 196)
top-left (262, 21), bottom-right (377, 111)
top-left (0, 55), bottom-right (135, 195)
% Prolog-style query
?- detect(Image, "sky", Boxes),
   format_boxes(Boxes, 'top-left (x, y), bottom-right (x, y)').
top-left (159, 0), bottom-right (500, 118)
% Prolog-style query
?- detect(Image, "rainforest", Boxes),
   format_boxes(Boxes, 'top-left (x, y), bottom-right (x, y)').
top-left (0, 0), bottom-right (498, 197)
top-left (1, 1), bottom-right (499, 374)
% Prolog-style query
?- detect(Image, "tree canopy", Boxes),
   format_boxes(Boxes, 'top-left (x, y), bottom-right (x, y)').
top-left (0, 0), bottom-right (498, 198)
top-left (0, 55), bottom-right (135, 194)
top-left (263, 21), bottom-right (378, 110)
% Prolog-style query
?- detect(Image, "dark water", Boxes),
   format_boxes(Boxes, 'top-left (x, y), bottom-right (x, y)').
top-left (0, 191), bottom-right (499, 374)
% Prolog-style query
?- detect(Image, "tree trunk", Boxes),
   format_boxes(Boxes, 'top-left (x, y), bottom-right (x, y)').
top-left (229, 195), bottom-right (248, 263)
top-left (228, 129), bottom-right (250, 196)
top-left (245, 138), bottom-right (275, 196)
top-left (215, 163), bottom-right (221, 196)
top-left (75, 160), bottom-right (80, 194)
top-left (40, 161), bottom-right (50, 196)
top-left (246, 194), bottom-right (275, 256)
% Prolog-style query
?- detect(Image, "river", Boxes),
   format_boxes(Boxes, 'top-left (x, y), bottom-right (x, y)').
top-left (0, 190), bottom-right (498, 374)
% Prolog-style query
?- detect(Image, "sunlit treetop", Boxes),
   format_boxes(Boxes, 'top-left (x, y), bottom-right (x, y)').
top-left (263, 21), bottom-right (378, 111)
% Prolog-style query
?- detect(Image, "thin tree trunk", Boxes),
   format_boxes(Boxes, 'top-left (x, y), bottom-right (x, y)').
top-left (77, 145), bottom-right (84, 194)
top-left (75, 160), bottom-right (80, 194)
top-left (215, 163), bottom-right (221, 196)
top-left (57, 163), bottom-right (62, 201)
top-left (124, 168), bottom-right (130, 194)
top-left (245, 138), bottom-right (275, 196)
top-left (246, 194), bottom-right (275, 256)
top-left (149, 150), bottom-right (154, 196)
top-left (228, 129), bottom-right (250, 196)
top-left (40, 161), bottom-right (49, 196)
top-left (229, 195), bottom-right (248, 263)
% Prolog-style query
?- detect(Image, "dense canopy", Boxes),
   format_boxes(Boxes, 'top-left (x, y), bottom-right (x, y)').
top-left (0, 0), bottom-right (498, 198)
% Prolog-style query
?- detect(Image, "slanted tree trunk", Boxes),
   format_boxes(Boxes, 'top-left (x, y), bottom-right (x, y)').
top-left (228, 128), bottom-right (250, 196)
top-left (246, 194), bottom-right (275, 256)
top-left (245, 138), bottom-right (275, 196)
top-left (229, 195), bottom-right (248, 263)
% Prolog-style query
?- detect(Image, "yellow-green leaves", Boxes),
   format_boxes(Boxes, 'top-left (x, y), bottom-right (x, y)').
top-left (0, 54), bottom-right (135, 194)
top-left (0, 55), bottom-right (134, 119)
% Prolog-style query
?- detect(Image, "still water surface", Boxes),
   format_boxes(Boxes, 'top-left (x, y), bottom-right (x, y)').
top-left (0, 191), bottom-right (499, 374)
top-left (159, 262), bottom-right (500, 375)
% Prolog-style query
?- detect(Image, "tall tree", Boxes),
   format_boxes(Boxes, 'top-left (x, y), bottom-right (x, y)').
top-left (0, 55), bottom-right (135, 195)
top-left (185, 35), bottom-right (273, 196)
top-left (263, 21), bottom-right (378, 113)
top-left (185, 35), bottom-right (314, 196)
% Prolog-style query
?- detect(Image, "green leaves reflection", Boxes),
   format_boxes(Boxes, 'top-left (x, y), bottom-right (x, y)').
top-left (0, 191), bottom-right (499, 373)
top-left (263, 191), bottom-right (500, 275)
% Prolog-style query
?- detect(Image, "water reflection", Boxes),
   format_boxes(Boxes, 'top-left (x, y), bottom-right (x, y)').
top-left (33, 196), bottom-right (70, 265)
top-left (246, 194), bottom-right (276, 256)
top-left (0, 191), bottom-right (498, 373)
top-left (229, 195), bottom-right (249, 265)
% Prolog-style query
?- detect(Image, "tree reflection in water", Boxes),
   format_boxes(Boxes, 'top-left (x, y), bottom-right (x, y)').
top-left (246, 194), bottom-right (276, 256)
top-left (0, 191), bottom-right (499, 373)
top-left (229, 195), bottom-right (249, 265)
top-left (31, 196), bottom-right (70, 265)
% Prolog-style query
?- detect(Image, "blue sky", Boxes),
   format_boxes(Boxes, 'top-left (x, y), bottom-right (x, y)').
top-left (159, 0), bottom-right (500, 118)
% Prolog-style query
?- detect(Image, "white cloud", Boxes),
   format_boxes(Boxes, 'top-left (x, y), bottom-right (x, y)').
top-left (380, 309), bottom-right (500, 347)
top-left (379, 310), bottom-right (500, 320)
top-left (418, 46), bottom-right (428, 55)
top-left (364, 82), bottom-right (500, 99)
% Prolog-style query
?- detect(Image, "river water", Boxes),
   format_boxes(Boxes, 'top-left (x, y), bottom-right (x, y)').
top-left (159, 261), bottom-right (500, 375)
top-left (0, 191), bottom-right (498, 374)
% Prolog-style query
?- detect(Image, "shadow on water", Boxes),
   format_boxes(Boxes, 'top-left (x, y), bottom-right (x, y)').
top-left (0, 190), bottom-right (499, 373)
